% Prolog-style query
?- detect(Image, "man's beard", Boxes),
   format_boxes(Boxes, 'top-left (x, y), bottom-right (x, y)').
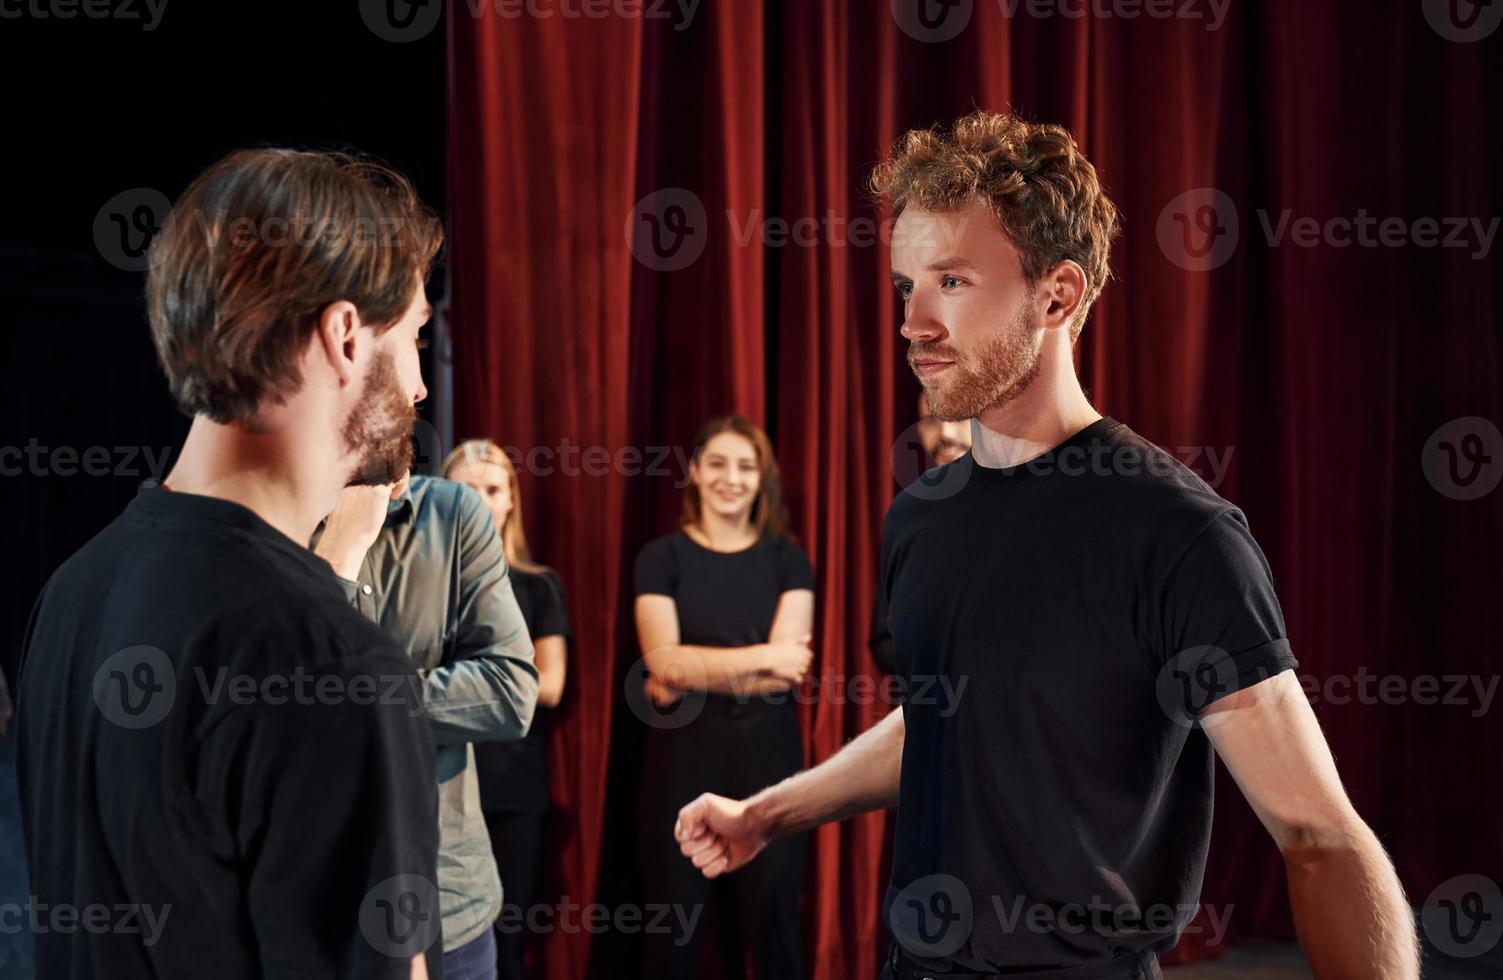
top-left (910, 299), bottom-right (1041, 422)
top-left (343, 348), bottom-right (416, 487)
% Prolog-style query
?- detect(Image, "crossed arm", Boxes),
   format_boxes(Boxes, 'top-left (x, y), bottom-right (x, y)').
top-left (674, 670), bottom-right (1419, 978)
top-left (634, 589), bottom-right (815, 700)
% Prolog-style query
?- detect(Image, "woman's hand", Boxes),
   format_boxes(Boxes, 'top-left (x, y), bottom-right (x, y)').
top-left (643, 671), bottom-right (684, 707)
top-left (757, 636), bottom-right (813, 688)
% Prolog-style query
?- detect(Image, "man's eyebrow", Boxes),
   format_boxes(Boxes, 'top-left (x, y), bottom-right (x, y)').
top-left (925, 256), bottom-right (977, 273)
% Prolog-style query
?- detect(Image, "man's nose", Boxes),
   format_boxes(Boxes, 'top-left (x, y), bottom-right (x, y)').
top-left (413, 375), bottom-right (429, 405)
top-left (899, 291), bottom-right (945, 342)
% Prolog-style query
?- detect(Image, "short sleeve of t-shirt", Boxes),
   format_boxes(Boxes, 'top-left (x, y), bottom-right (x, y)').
top-left (533, 571), bottom-right (573, 642)
top-left (1154, 509), bottom-right (1298, 703)
top-left (776, 540), bottom-right (816, 593)
top-left (634, 537), bottom-right (677, 597)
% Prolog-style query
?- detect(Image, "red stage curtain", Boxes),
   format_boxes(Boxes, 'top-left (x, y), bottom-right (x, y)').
top-left (448, 2), bottom-right (1501, 978)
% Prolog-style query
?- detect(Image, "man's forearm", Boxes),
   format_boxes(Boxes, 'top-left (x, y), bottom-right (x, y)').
top-left (423, 651), bottom-right (539, 744)
top-left (1285, 818), bottom-right (1418, 979)
top-left (749, 707), bottom-right (904, 838)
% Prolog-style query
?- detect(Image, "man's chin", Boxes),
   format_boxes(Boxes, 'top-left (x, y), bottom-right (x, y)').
top-left (347, 445), bottom-right (414, 488)
top-left (921, 388), bottom-right (973, 423)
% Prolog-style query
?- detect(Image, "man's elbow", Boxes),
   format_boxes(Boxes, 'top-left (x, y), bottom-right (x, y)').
top-left (1272, 803), bottom-right (1373, 866)
top-left (514, 663), bottom-right (540, 735)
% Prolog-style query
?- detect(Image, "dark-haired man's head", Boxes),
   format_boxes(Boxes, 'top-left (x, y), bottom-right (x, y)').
top-left (916, 391), bottom-right (972, 466)
top-left (871, 112), bottom-right (1120, 422)
top-left (146, 147), bottom-right (442, 487)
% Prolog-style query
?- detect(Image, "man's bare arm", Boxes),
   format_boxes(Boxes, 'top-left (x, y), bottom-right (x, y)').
top-left (675, 707), bottom-right (904, 878)
top-left (1205, 670), bottom-right (1418, 979)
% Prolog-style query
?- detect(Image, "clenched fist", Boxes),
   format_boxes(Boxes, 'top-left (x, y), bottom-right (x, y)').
top-left (674, 792), bottom-right (770, 879)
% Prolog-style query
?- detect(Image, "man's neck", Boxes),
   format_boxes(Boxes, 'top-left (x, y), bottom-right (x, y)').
top-left (969, 346), bottom-right (1102, 469)
top-left (162, 416), bottom-right (343, 546)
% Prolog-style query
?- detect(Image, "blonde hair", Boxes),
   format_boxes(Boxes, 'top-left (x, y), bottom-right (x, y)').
top-left (441, 439), bottom-right (548, 575)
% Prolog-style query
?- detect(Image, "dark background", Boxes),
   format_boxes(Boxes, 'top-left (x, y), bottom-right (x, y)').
top-left (0, 2), bottom-right (447, 684)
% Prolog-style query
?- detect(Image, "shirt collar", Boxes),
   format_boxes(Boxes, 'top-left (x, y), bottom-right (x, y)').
top-left (386, 480), bottom-right (417, 525)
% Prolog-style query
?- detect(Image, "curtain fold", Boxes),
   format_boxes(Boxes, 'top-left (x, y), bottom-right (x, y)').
top-left (448, 3), bottom-right (1502, 977)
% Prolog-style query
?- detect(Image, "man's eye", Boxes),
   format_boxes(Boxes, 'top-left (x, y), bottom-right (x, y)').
top-left (895, 282), bottom-right (912, 297)
top-left (942, 276), bottom-right (963, 289)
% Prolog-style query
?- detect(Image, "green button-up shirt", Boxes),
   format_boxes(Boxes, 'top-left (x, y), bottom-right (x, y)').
top-left (316, 475), bottom-right (538, 951)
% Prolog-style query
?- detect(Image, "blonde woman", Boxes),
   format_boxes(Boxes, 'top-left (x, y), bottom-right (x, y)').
top-left (443, 440), bottom-right (571, 980)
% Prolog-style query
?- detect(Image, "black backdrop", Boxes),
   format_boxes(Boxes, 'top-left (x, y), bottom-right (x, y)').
top-left (0, 3), bottom-right (447, 683)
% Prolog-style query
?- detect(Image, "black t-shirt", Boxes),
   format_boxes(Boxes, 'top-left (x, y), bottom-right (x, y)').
top-left (635, 529), bottom-right (815, 648)
top-left (16, 485), bottom-right (441, 979)
top-left (475, 567), bottom-right (572, 814)
top-left (633, 529), bottom-right (814, 720)
top-left (880, 418), bottom-right (1297, 973)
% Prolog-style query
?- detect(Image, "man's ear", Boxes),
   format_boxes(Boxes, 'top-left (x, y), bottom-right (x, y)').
top-left (1038, 260), bottom-right (1086, 333)
top-left (314, 300), bottom-right (363, 388)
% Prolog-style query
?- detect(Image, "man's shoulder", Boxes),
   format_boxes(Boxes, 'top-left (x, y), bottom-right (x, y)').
top-left (1085, 421), bottom-right (1240, 526)
top-left (409, 474), bottom-right (482, 511)
top-left (880, 420), bottom-right (1239, 533)
top-left (408, 474), bottom-right (493, 537)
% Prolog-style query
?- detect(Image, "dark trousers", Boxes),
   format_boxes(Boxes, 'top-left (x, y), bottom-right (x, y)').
top-left (443, 928), bottom-right (499, 980)
top-left (638, 699), bottom-right (807, 979)
top-left (486, 809), bottom-right (547, 980)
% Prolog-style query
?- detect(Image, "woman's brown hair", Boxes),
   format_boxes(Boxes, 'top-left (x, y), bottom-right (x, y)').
top-left (679, 415), bottom-right (796, 544)
top-left (441, 439), bottom-right (549, 575)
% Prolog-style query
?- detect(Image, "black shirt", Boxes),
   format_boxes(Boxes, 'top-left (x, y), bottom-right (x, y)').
top-left (475, 567), bottom-right (572, 814)
top-left (635, 529), bottom-right (814, 649)
top-left (880, 418), bottom-right (1297, 973)
top-left (17, 485), bottom-right (440, 979)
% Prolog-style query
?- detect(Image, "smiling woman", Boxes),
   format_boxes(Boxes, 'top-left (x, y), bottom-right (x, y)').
top-left (631, 414), bottom-right (816, 980)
